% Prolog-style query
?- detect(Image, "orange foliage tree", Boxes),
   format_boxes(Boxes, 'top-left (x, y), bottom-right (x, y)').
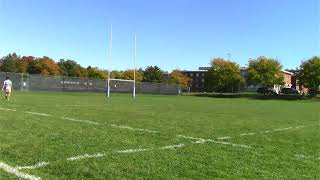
top-left (169, 70), bottom-right (191, 86)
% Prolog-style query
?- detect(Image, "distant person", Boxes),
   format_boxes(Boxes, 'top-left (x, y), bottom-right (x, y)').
top-left (2, 77), bottom-right (13, 101)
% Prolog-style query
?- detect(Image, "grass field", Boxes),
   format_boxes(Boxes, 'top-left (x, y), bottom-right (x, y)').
top-left (0, 91), bottom-right (319, 179)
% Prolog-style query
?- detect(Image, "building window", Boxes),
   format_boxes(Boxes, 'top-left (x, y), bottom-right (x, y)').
top-left (202, 79), bottom-right (204, 83)
top-left (196, 73), bottom-right (199, 77)
top-left (190, 73), bottom-right (193, 77)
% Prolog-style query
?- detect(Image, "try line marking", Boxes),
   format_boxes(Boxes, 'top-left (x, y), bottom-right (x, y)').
top-left (0, 161), bottom-right (41, 180)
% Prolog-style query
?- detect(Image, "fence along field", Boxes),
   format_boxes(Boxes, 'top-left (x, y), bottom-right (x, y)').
top-left (0, 71), bottom-right (182, 95)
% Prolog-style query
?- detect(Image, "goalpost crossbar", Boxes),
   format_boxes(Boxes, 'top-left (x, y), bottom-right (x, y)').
top-left (106, 25), bottom-right (136, 99)
top-left (109, 78), bottom-right (135, 82)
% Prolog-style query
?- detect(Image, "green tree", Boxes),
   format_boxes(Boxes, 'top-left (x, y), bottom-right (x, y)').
top-left (169, 69), bottom-right (191, 86)
top-left (58, 59), bottom-right (86, 78)
top-left (143, 66), bottom-right (165, 83)
top-left (248, 56), bottom-right (284, 94)
top-left (122, 69), bottom-right (143, 81)
top-left (86, 66), bottom-right (107, 79)
top-left (29, 56), bottom-right (61, 76)
top-left (297, 56), bottom-right (320, 96)
top-left (110, 70), bottom-right (124, 79)
top-left (0, 53), bottom-right (19, 72)
top-left (205, 58), bottom-right (242, 93)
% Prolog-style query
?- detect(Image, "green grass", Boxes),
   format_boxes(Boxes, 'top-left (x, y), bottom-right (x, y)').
top-left (0, 91), bottom-right (319, 179)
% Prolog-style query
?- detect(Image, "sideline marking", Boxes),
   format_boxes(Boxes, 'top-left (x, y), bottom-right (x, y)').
top-left (0, 161), bottom-right (41, 180)
top-left (67, 153), bottom-right (105, 161)
top-left (16, 162), bottom-right (49, 170)
top-left (116, 148), bottom-right (149, 153)
top-left (0, 107), bottom-right (16, 111)
top-left (160, 144), bottom-right (185, 149)
top-left (60, 117), bottom-right (99, 125)
top-left (25, 111), bottom-right (51, 116)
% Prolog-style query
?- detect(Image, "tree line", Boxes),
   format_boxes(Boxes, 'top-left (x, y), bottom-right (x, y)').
top-left (0, 53), bottom-right (191, 86)
top-left (205, 56), bottom-right (320, 95)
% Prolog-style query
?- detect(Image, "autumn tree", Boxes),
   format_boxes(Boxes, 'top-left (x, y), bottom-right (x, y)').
top-left (169, 69), bottom-right (191, 86)
top-left (29, 56), bottom-right (61, 75)
top-left (247, 56), bottom-right (283, 94)
top-left (205, 58), bottom-right (242, 93)
top-left (16, 56), bottom-right (34, 73)
top-left (297, 56), bottom-right (320, 96)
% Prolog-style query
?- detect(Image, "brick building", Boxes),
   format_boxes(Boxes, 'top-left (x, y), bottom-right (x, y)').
top-left (182, 69), bottom-right (207, 92)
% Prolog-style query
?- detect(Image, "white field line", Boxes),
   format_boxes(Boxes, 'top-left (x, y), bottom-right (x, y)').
top-left (20, 143), bottom-right (187, 170)
top-left (109, 124), bottom-right (160, 133)
top-left (179, 124), bottom-right (317, 149)
top-left (240, 133), bottom-right (256, 136)
top-left (160, 144), bottom-right (185, 149)
top-left (0, 162), bottom-right (41, 180)
top-left (202, 139), bottom-right (251, 148)
top-left (0, 106), bottom-right (98, 125)
top-left (239, 124), bottom-right (316, 137)
top-left (60, 117), bottom-right (99, 125)
top-left (25, 111), bottom-right (51, 117)
top-left (178, 135), bottom-right (203, 141)
top-left (294, 154), bottom-right (320, 160)
top-left (178, 135), bottom-right (251, 148)
top-left (116, 148), bottom-right (149, 153)
top-left (17, 123), bottom-right (316, 170)
top-left (294, 125), bottom-right (315, 129)
top-left (16, 162), bottom-right (49, 170)
top-left (272, 127), bottom-right (293, 131)
top-left (217, 136), bottom-right (232, 140)
top-left (259, 125), bottom-right (315, 134)
top-left (0, 107), bottom-right (17, 111)
top-left (67, 153), bottom-right (105, 161)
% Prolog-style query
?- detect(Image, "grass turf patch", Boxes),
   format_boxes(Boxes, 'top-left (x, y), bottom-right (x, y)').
top-left (0, 91), bottom-right (319, 179)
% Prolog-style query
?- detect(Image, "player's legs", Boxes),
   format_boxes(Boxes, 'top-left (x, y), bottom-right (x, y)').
top-left (5, 90), bottom-right (11, 101)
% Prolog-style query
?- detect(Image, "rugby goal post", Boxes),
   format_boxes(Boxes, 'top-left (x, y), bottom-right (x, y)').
top-left (106, 25), bottom-right (136, 99)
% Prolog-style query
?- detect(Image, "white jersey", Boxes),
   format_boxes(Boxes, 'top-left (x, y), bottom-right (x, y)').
top-left (3, 80), bottom-right (12, 91)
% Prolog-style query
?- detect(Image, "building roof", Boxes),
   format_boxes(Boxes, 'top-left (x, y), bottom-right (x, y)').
top-left (198, 67), bottom-right (211, 70)
top-left (281, 70), bottom-right (294, 75)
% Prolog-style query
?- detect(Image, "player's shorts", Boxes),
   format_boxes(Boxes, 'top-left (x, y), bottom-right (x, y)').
top-left (5, 88), bottom-right (11, 94)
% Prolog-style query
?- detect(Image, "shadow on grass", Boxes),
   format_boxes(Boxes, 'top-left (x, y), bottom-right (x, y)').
top-left (192, 93), bottom-right (320, 101)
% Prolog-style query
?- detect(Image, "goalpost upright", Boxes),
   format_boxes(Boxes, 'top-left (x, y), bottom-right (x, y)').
top-left (106, 25), bottom-right (136, 99)
top-left (133, 34), bottom-right (136, 99)
top-left (107, 25), bottom-right (112, 98)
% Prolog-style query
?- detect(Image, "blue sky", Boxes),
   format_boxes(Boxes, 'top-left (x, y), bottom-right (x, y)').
top-left (0, 0), bottom-right (319, 71)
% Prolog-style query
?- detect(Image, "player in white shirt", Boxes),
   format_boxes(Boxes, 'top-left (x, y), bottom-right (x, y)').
top-left (2, 77), bottom-right (13, 101)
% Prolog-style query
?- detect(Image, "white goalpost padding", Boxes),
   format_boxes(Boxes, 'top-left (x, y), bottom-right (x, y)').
top-left (106, 25), bottom-right (136, 99)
